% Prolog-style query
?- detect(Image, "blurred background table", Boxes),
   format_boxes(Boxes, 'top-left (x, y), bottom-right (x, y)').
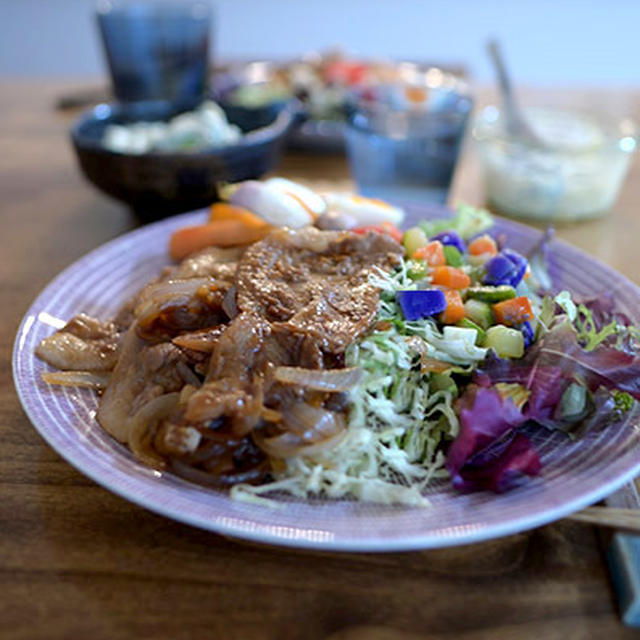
top-left (1, 80), bottom-right (639, 640)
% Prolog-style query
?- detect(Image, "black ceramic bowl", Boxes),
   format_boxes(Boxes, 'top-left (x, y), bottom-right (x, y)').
top-left (70, 99), bottom-right (299, 217)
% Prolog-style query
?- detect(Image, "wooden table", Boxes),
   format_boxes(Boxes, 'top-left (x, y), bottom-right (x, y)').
top-left (1, 81), bottom-right (639, 640)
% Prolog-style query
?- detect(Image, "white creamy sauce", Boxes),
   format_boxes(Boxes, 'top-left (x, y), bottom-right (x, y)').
top-left (477, 108), bottom-right (634, 221)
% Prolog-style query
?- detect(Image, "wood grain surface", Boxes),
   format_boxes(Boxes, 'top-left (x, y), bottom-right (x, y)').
top-left (1, 81), bottom-right (639, 640)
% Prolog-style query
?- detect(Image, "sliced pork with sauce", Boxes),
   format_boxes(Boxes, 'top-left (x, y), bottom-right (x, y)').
top-left (36, 228), bottom-right (403, 487)
top-left (35, 313), bottom-right (121, 371)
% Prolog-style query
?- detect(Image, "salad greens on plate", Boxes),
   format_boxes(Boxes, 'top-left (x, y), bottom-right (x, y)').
top-left (234, 204), bottom-right (640, 506)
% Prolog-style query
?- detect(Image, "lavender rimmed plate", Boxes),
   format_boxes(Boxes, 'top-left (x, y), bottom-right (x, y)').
top-left (13, 206), bottom-right (640, 551)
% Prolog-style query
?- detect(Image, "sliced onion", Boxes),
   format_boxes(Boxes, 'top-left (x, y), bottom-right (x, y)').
top-left (135, 277), bottom-right (212, 309)
top-left (127, 392), bottom-right (180, 469)
top-left (222, 284), bottom-right (238, 319)
top-left (176, 360), bottom-right (201, 387)
top-left (172, 325), bottom-right (226, 352)
top-left (260, 406), bottom-right (282, 423)
top-left (284, 226), bottom-right (339, 252)
top-left (179, 384), bottom-right (199, 404)
top-left (254, 426), bottom-right (346, 459)
top-left (254, 402), bottom-right (346, 459)
top-left (41, 370), bottom-right (111, 390)
top-left (96, 325), bottom-right (146, 442)
top-left (274, 366), bottom-right (362, 392)
top-left (134, 277), bottom-right (213, 321)
top-left (315, 210), bottom-right (357, 231)
top-left (279, 402), bottom-right (346, 442)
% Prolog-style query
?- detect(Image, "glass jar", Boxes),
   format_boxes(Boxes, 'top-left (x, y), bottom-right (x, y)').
top-left (473, 106), bottom-right (636, 222)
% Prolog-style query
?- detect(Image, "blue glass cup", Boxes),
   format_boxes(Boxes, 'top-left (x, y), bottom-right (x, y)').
top-left (96, 1), bottom-right (211, 107)
top-left (344, 66), bottom-right (472, 205)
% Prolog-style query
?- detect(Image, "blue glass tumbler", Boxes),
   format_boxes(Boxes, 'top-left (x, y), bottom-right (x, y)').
top-left (344, 69), bottom-right (472, 205)
top-left (96, 1), bottom-right (211, 107)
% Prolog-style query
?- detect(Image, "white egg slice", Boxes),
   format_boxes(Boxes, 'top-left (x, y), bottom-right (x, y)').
top-left (321, 193), bottom-right (405, 227)
top-left (265, 177), bottom-right (327, 217)
top-left (229, 180), bottom-right (313, 229)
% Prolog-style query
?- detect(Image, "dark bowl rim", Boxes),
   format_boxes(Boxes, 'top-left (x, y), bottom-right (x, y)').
top-left (70, 99), bottom-right (300, 159)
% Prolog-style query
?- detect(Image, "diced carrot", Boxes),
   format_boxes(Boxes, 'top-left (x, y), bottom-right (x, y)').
top-left (492, 296), bottom-right (534, 326)
top-left (439, 289), bottom-right (465, 324)
top-left (412, 241), bottom-right (446, 266)
top-left (209, 202), bottom-right (265, 227)
top-left (468, 234), bottom-right (498, 257)
top-left (169, 219), bottom-right (270, 261)
top-left (430, 266), bottom-right (471, 289)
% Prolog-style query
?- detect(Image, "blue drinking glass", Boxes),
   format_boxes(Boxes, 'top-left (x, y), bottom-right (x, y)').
top-left (96, 1), bottom-right (211, 107)
top-left (344, 67), bottom-right (472, 205)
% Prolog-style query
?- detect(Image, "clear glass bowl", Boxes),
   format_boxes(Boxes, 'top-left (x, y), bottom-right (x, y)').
top-left (472, 106), bottom-right (637, 222)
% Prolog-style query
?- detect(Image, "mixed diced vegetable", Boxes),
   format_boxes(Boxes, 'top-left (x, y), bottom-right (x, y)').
top-left (396, 222), bottom-right (537, 361)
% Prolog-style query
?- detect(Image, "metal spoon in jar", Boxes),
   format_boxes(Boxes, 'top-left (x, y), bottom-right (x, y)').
top-left (486, 39), bottom-right (547, 147)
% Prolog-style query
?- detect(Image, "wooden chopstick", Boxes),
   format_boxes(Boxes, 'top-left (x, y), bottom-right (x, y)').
top-left (566, 506), bottom-right (640, 534)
